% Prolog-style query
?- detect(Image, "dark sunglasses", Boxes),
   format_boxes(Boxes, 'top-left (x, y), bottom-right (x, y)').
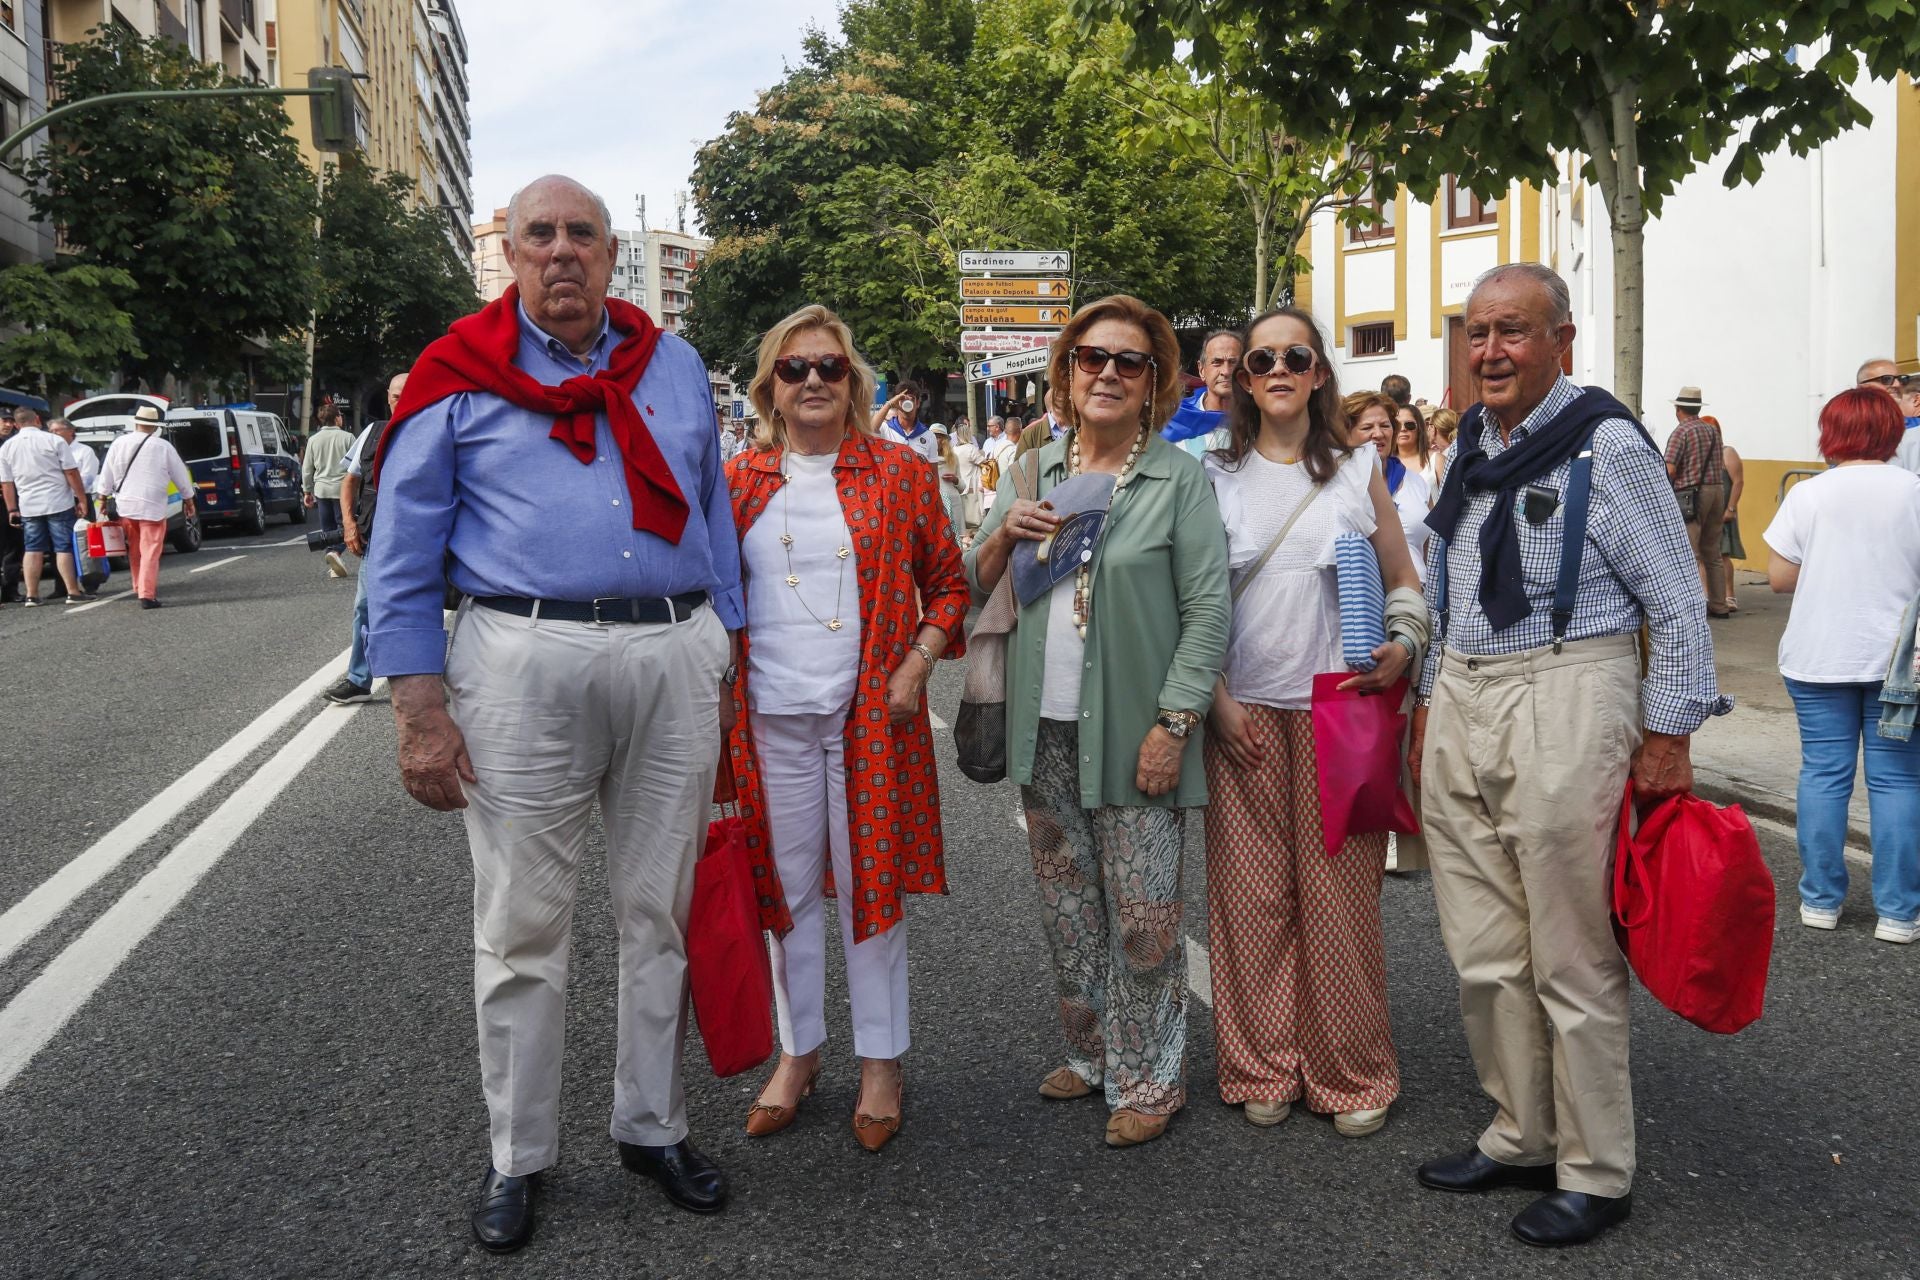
top-left (1072, 346), bottom-right (1155, 379)
top-left (1242, 345), bottom-right (1317, 377)
top-left (773, 354), bottom-right (852, 385)
top-left (1860, 373), bottom-right (1919, 390)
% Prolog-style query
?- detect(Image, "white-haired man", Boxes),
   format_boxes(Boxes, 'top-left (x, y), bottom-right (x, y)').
top-left (1411, 263), bottom-right (1730, 1247)
top-left (0, 408), bottom-right (92, 605)
top-left (367, 175), bottom-right (744, 1253)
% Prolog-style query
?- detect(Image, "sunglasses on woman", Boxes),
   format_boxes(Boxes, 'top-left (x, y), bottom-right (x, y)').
top-left (773, 353), bottom-right (852, 385)
top-left (1242, 345), bottom-right (1317, 377)
top-left (1071, 346), bottom-right (1156, 379)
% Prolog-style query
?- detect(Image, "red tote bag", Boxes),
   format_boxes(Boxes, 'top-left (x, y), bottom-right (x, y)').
top-left (1611, 784), bottom-right (1774, 1034)
top-left (687, 810), bottom-right (775, 1078)
top-left (1310, 674), bottom-right (1420, 857)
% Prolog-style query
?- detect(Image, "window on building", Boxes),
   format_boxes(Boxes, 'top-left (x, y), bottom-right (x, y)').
top-left (0, 88), bottom-right (25, 171)
top-left (2, 2), bottom-right (17, 31)
top-left (1446, 175), bottom-right (1499, 229)
top-left (1346, 159), bottom-right (1395, 245)
top-left (1351, 322), bottom-right (1395, 357)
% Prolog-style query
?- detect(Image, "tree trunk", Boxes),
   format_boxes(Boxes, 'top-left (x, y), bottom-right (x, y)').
top-left (1252, 213), bottom-right (1269, 318)
top-left (1609, 204), bottom-right (1645, 418)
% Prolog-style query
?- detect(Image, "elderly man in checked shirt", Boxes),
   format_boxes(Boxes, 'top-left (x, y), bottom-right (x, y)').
top-left (1405, 264), bottom-right (1730, 1249)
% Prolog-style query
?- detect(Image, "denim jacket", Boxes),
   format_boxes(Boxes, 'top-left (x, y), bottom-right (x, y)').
top-left (1878, 589), bottom-right (1920, 741)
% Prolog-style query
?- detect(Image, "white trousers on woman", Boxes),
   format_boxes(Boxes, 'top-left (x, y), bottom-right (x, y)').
top-left (750, 708), bottom-right (911, 1060)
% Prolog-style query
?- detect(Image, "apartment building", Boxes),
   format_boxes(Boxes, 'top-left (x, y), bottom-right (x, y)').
top-left (472, 214), bottom-right (708, 332)
top-left (0, 0), bottom-right (55, 266)
top-left (271, 0), bottom-right (471, 256)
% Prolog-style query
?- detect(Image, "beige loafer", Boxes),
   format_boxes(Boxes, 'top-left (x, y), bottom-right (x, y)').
top-left (1105, 1109), bottom-right (1169, 1148)
top-left (1334, 1106), bottom-right (1389, 1138)
top-left (1244, 1098), bottom-right (1292, 1128)
top-left (1038, 1066), bottom-right (1094, 1100)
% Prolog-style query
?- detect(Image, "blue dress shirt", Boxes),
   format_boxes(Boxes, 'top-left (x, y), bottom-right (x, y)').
top-left (367, 303), bottom-right (745, 678)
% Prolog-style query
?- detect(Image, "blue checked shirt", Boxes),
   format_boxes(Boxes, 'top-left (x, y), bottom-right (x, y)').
top-left (1418, 376), bottom-right (1732, 735)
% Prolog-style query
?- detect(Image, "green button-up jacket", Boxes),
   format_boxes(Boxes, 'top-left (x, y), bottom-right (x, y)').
top-left (965, 433), bottom-right (1230, 810)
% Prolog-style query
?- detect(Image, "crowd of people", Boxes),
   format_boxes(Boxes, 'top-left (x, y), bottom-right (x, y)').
top-left (344, 174), bottom-right (1918, 1259)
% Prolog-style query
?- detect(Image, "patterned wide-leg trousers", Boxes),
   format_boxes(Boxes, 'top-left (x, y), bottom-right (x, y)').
top-left (1202, 704), bottom-right (1399, 1113)
top-left (1021, 719), bottom-right (1189, 1115)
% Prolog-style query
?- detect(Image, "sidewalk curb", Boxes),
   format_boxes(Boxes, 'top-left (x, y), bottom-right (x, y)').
top-left (1692, 772), bottom-right (1872, 855)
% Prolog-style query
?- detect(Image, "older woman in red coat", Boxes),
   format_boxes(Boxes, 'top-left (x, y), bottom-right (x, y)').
top-left (722, 304), bottom-right (969, 1152)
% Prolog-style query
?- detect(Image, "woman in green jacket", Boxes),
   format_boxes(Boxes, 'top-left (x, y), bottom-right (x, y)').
top-left (965, 294), bottom-right (1231, 1148)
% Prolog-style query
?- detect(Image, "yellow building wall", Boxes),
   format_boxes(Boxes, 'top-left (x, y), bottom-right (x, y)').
top-left (275, 0), bottom-right (421, 192)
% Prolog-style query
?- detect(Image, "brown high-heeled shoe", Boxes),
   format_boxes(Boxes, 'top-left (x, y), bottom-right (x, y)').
top-left (745, 1066), bottom-right (820, 1137)
top-left (852, 1075), bottom-right (904, 1152)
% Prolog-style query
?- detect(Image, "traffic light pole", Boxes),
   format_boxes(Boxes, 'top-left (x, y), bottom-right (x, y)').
top-left (0, 85), bottom-right (332, 162)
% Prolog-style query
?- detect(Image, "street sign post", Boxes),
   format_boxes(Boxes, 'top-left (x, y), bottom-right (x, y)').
top-left (959, 250), bottom-right (1072, 273)
top-left (960, 331), bottom-right (1056, 355)
top-left (960, 277), bottom-right (1071, 300)
top-left (961, 304), bottom-right (1072, 328)
top-left (967, 347), bottom-right (1052, 383)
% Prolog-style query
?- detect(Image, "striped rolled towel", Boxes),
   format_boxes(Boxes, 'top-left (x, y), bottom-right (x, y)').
top-left (1333, 531), bottom-right (1387, 672)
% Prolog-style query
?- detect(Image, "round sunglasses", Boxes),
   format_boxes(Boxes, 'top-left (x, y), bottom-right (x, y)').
top-left (1072, 345), bottom-right (1155, 379)
top-left (773, 354), bottom-right (852, 385)
top-left (1242, 344), bottom-right (1317, 377)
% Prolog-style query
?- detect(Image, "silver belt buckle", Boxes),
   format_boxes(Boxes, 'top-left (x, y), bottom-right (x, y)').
top-left (590, 596), bottom-right (629, 625)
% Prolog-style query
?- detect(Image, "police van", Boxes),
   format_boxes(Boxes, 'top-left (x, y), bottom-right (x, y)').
top-left (66, 394), bottom-right (306, 540)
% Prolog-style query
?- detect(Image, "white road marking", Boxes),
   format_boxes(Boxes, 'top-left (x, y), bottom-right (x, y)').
top-left (0, 702), bottom-right (361, 1093)
top-left (1186, 937), bottom-right (1212, 1006)
top-left (273, 535), bottom-right (308, 546)
top-left (189, 555), bottom-right (247, 574)
top-left (929, 709), bottom-right (948, 730)
top-left (0, 646), bottom-right (352, 968)
top-left (63, 589), bottom-right (133, 615)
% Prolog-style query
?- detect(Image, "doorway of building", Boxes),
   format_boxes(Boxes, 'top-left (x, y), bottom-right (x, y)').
top-left (1445, 314), bottom-right (1474, 409)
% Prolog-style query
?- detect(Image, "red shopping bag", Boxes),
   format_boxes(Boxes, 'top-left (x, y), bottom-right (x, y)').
top-left (1310, 674), bottom-right (1420, 856)
top-left (86, 519), bottom-right (127, 559)
top-left (1611, 784), bottom-right (1774, 1034)
top-left (687, 812), bottom-right (775, 1078)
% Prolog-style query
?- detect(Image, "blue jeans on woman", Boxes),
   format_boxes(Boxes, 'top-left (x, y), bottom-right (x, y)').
top-left (1784, 678), bottom-right (1920, 924)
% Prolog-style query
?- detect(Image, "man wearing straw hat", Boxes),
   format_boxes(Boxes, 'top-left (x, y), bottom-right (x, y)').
top-left (1664, 386), bottom-right (1730, 619)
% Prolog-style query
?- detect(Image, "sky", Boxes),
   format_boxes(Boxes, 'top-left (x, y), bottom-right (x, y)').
top-left (459, 0), bottom-right (845, 236)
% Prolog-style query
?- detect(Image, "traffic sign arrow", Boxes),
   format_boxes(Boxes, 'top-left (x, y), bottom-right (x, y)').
top-left (958, 250), bottom-right (1074, 274)
top-left (967, 346), bottom-right (1052, 382)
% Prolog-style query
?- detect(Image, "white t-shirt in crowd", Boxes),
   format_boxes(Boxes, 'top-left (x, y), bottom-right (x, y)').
top-left (0, 427), bottom-right (81, 517)
top-left (1763, 463), bottom-right (1920, 684)
top-left (1206, 445), bottom-right (1377, 710)
top-left (881, 418), bottom-right (941, 468)
top-left (1896, 424), bottom-right (1920, 475)
top-left (64, 439), bottom-right (100, 493)
top-left (1039, 579), bottom-right (1087, 721)
top-left (742, 450), bottom-right (863, 715)
top-left (1388, 461), bottom-right (1431, 580)
top-left (96, 429), bottom-right (192, 523)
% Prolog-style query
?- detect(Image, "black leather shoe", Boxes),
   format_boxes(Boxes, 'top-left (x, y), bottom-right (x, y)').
top-left (1416, 1148), bottom-right (1558, 1194)
top-left (618, 1138), bottom-right (729, 1213)
top-left (470, 1166), bottom-right (536, 1253)
top-left (1512, 1190), bottom-right (1632, 1247)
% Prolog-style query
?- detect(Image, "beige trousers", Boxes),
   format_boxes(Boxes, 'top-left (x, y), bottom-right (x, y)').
top-left (1421, 634), bottom-right (1641, 1198)
top-left (445, 600), bottom-right (731, 1177)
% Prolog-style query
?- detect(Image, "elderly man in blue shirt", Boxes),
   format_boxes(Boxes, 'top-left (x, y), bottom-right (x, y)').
top-left (367, 174), bottom-right (743, 1254)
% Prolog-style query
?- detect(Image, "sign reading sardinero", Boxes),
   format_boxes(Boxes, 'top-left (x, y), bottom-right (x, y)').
top-left (958, 249), bottom-right (1072, 274)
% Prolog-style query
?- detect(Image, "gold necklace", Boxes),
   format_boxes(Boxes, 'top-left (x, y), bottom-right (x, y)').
top-left (1066, 422), bottom-right (1151, 640)
top-left (779, 454), bottom-right (850, 632)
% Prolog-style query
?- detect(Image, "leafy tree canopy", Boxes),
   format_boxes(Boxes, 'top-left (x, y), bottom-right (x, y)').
top-left (0, 263), bottom-right (142, 402)
top-left (24, 25), bottom-right (318, 394)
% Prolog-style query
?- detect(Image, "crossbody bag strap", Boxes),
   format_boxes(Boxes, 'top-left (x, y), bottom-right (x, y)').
top-left (1231, 481), bottom-right (1325, 602)
top-left (106, 430), bottom-right (155, 496)
top-left (1013, 448), bottom-right (1041, 503)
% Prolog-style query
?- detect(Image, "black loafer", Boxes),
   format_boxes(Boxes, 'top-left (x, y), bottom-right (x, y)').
top-left (1512, 1189), bottom-right (1632, 1247)
top-left (618, 1138), bottom-right (728, 1213)
top-left (1416, 1148), bottom-right (1558, 1194)
top-left (470, 1166), bottom-right (536, 1253)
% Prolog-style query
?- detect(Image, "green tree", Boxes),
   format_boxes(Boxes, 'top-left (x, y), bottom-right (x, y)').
top-left (0, 263), bottom-right (143, 401)
top-left (24, 25), bottom-right (318, 394)
top-left (315, 157), bottom-right (478, 418)
top-left (1077, 0), bottom-right (1920, 413)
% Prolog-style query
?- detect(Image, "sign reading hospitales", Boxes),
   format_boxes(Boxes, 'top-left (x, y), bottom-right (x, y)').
top-left (961, 277), bottom-right (1071, 300)
top-left (967, 347), bottom-right (1052, 383)
top-left (961, 304), bottom-right (1071, 327)
top-left (959, 250), bottom-right (1072, 273)
top-left (960, 331), bottom-right (1056, 355)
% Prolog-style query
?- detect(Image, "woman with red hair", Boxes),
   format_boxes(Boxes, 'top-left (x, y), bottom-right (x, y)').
top-left (1764, 387), bottom-right (1920, 943)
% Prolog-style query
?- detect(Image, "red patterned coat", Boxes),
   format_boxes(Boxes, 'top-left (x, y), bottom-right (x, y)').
top-left (723, 432), bottom-right (970, 942)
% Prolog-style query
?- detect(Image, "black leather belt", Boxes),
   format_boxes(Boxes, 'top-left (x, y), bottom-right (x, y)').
top-left (474, 591), bottom-right (708, 625)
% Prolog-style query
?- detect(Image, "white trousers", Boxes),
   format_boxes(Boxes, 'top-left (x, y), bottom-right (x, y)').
top-left (750, 708), bottom-right (911, 1060)
top-left (446, 601), bottom-right (730, 1177)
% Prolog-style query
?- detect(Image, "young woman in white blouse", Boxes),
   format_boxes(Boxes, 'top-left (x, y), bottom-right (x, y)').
top-left (1202, 308), bottom-right (1425, 1138)
top-left (1347, 391), bottom-right (1432, 579)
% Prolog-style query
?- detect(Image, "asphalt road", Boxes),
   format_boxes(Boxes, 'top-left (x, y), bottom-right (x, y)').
top-left (1, 547), bottom-right (1915, 1279)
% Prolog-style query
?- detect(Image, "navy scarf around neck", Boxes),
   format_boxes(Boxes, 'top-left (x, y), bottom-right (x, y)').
top-left (1425, 386), bottom-right (1652, 632)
